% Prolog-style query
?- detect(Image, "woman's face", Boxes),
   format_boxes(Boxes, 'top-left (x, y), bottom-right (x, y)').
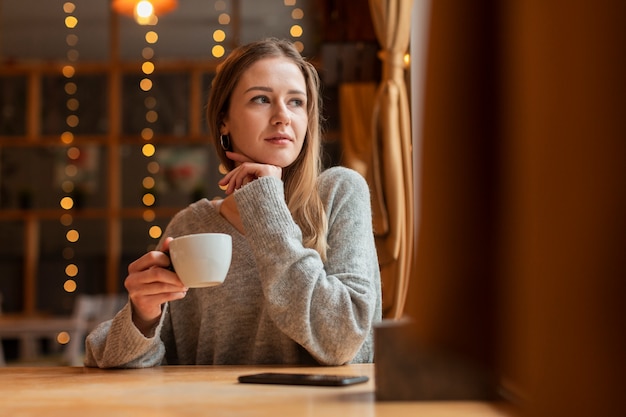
top-left (221, 56), bottom-right (308, 168)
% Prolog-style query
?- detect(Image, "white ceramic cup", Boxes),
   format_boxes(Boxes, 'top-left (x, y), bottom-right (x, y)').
top-left (168, 233), bottom-right (232, 288)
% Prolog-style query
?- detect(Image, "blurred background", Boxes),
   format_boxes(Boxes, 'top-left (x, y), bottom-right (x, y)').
top-left (0, 0), bottom-right (381, 316)
top-left (0, 0), bottom-right (385, 366)
top-left (1, 2), bottom-right (625, 417)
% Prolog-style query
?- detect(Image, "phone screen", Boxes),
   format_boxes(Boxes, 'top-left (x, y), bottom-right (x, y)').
top-left (238, 372), bottom-right (369, 387)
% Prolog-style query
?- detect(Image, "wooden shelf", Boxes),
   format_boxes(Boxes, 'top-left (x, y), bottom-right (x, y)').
top-left (0, 59), bottom-right (213, 315)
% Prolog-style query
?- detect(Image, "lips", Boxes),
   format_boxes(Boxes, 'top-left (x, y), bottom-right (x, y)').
top-left (265, 134), bottom-right (293, 143)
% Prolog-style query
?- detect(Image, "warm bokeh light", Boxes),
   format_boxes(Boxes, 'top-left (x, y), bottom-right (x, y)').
top-left (213, 30), bottom-right (226, 42)
top-left (212, 45), bottom-right (225, 58)
top-left (63, 280), bottom-right (77, 293)
top-left (142, 176), bottom-right (155, 189)
top-left (66, 114), bottom-right (79, 128)
top-left (290, 25), bottom-right (303, 38)
top-left (143, 209), bottom-right (156, 222)
top-left (67, 49), bottom-right (80, 62)
top-left (145, 31), bottom-right (159, 44)
top-left (61, 131), bottom-right (74, 144)
top-left (294, 41), bottom-right (304, 53)
top-left (60, 196), bottom-right (74, 210)
top-left (137, 14), bottom-right (158, 26)
top-left (144, 96), bottom-right (157, 108)
top-left (61, 180), bottom-right (74, 193)
top-left (141, 127), bottom-right (154, 140)
top-left (65, 16), bottom-right (78, 29)
top-left (149, 225), bottom-right (162, 239)
top-left (146, 110), bottom-right (158, 123)
top-left (60, 214), bottom-right (73, 227)
top-left (65, 164), bottom-right (78, 177)
top-left (57, 331), bottom-right (71, 344)
top-left (215, 0), bottom-right (226, 10)
top-left (142, 47), bottom-right (155, 60)
top-left (63, 2), bottom-right (76, 14)
top-left (218, 163), bottom-right (228, 175)
top-left (65, 263), bottom-right (79, 277)
top-left (66, 229), bottom-right (80, 243)
top-left (292, 8), bottom-right (304, 19)
top-left (142, 61), bottom-right (155, 75)
top-left (67, 98), bottom-right (79, 111)
top-left (218, 13), bottom-right (230, 25)
top-left (142, 143), bottom-right (156, 157)
top-left (142, 193), bottom-right (156, 206)
top-left (147, 161), bottom-right (160, 174)
top-left (62, 65), bottom-right (75, 78)
top-left (66, 34), bottom-right (78, 47)
top-left (64, 82), bottom-right (77, 95)
top-left (67, 147), bottom-right (80, 160)
top-left (140, 78), bottom-right (153, 91)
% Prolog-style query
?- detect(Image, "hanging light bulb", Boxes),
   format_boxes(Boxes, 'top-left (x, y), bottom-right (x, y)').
top-left (112, 0), bottom-right (178, 25)
top-left (136, 0), bottom-right (154, 17)
top-left (135, 0), bottom-right (156, 25)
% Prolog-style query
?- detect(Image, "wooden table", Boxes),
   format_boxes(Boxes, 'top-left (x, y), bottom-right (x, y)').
top-left (0, 364), bottom-right (515, 417)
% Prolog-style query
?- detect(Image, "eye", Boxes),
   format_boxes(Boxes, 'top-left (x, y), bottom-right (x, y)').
top-left (251, 95), bottom-right (270, 104)
top-left (289, 98), bottom-right (305, 107)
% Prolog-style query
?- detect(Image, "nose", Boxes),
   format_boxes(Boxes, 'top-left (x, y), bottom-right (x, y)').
top-left (271, 103), bottom-right (290, 126)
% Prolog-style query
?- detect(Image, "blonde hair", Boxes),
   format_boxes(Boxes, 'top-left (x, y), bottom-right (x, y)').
top-left (206, 38), bottom-right (328, 260)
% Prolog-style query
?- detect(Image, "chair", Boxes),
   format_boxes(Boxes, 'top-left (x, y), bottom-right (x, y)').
top-left (0, 293), bottom-right (127, 366)
top-left (62, 293), bottom-right (127, 366)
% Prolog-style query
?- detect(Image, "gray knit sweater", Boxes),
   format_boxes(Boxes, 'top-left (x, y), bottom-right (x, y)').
top-left (84, 166), bottom-right (382, 368)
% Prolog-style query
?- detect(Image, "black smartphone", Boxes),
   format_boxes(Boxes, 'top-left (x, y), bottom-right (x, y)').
top-left (238, 372), bottom-right (369, 387)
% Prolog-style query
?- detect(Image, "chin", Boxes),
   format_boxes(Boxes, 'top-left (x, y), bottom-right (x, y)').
top-left (264, 157), bottom-right (298, 168)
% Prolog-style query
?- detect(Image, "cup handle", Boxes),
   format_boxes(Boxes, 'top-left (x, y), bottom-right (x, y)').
top-left (162, 250), bottom-right (176, 272)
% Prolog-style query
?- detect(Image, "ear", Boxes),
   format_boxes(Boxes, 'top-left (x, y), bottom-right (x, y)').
top-left (218, 114), bottom-right (229, 135)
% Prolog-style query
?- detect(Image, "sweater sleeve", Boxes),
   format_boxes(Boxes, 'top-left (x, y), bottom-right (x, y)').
top-left (234, 167), bottom-right (382, 365)
top-left (84, 302), bottom-right (168, 368)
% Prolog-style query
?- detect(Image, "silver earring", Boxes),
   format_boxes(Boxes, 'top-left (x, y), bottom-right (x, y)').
top-left (220, 134), bottom-right (231, 151)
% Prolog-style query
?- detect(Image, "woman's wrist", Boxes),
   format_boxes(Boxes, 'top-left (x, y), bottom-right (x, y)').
top-left (130, 305), bottom-right (161, 337)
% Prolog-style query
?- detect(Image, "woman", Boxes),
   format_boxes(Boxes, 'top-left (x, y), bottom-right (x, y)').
top-left (85, 38), bottom-right (382, 368)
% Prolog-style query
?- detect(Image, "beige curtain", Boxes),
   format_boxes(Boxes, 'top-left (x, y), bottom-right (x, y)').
top-left (368, 0), bottom-right (414, 319)
top-left (340, 83), bottom-right (395, 315)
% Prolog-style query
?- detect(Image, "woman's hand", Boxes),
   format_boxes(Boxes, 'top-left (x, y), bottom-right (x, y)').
top-left (218, 151), bottom-right (282, 195)
top-left (124, 237), bottom-right (187, 336)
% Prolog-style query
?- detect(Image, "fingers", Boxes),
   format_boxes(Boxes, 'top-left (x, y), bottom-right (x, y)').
top-left (161, 236), bottom-right (174, 253)
top-left (125, 250), bottom-right (188, 325)
top-left (126, 266), bottom-right (187, 294)
top-left (219, 168), bottom-right (256, 194)
top-left (224, 150), bottom-right (253, 163)
top-left (128, 250), bottom-right (171, 274)
top-left (218, 161), bottom-right (283, 194)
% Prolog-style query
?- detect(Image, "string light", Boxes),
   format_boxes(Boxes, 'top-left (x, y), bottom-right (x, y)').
top-left (58, 0), bottom-right (80, 349)
top-left (284, 0), bottom-right (305, 52)
top-left (139, 15), bottom-right (163, 249)
top-left (61, 0), bottom-right (80, 291)
top-left (113, 3), bottom-right (180, 247)
top-left (212, 0), bottom-right (229, 58)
